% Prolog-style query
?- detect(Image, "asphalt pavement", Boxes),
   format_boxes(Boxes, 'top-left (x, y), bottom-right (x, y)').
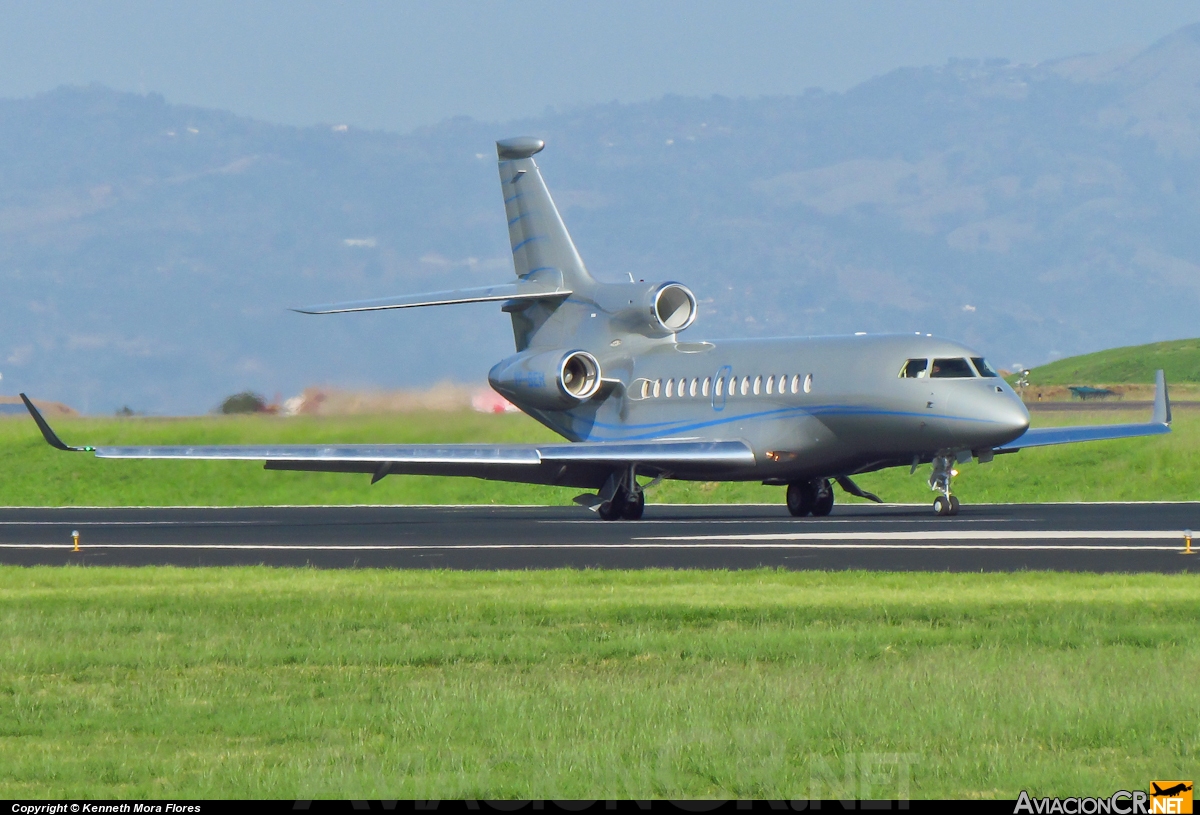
top-left (0, 502), bottom-right (1197, 571)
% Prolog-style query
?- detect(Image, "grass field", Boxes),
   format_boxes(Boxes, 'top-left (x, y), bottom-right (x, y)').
top-left (1, 568), bottom-right (1196, 799)
top-left (0, 405), bottom-right (1195, 507)
top-left (1017, 338), bottom-right (1200, 387)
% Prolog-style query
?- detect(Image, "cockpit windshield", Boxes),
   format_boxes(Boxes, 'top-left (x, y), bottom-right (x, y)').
top-left (930, 358), bottom-right (974, 378)
top-left (971, 357), bottom-right (999, 378)
top-left (899, 359), bottom-right (928, 378)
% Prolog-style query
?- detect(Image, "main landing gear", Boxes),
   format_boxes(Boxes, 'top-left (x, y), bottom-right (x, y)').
top-left (578, 466), bottom-right (646, 521)
top-left (929, 454), bottom-right (961, 516)
top-left (786, 479), bottom-right (834, 517)
top-left (598, 484), bottom-right (645, 521)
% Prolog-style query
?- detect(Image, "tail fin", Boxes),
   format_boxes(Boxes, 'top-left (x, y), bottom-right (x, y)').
top-left (497, 138), bottom-right (595, 289)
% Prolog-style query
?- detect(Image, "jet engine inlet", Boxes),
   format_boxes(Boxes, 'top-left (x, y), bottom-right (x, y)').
top-left (560, 351), bottom-right (601, 400)
top-left (653, 284), bottom-right (697, 333)
top-left (488, 349), bottom-right (605, 411)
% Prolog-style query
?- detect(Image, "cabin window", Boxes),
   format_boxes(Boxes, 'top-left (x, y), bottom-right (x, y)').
top-left (740, 376), bottom-right (750, 396)
top-left (900, 359), bottom-right (928, 378)
top-left (766, 375), bottom-right (775, 394)
top-left (665, 379), bottom-right (674, 398)
top-left (971, 357), bottom-right (999, 378)
top-left (690, 378), bottom-right (698, 397)
top-left (791, 374), bottom-right (800, 394)
top-left (930, 358), bottom-right (974, 378)
top-left (804, 373), bottom-right (813, 393)
top-left (753, 375), bottom-right (762, 395)
top-left (715, 377), bottom-right (724, 397)
top-left (653, 379), bottom-right (662, 397)
top-left (640, 380), bottom-right (650, 399)
top-left (702, 377), bottom-right (711, 397)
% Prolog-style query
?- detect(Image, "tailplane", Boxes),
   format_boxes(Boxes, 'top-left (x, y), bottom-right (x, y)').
top-left (294, 138), bottom-right (597, 353)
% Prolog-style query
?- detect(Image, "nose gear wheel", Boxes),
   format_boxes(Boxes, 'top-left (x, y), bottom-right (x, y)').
top-left (929, 454), bottom-right (961, 516)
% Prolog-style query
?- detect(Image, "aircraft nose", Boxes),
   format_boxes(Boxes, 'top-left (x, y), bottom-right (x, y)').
top-left (994, 394), bottom-right (1030, 441)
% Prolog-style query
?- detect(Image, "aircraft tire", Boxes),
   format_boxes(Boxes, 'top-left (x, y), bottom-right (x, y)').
top-left (786, 481), bottom-right (815, 517)
top-left (933, 495), bottom-right (951, 516)
top-left (812, 479), bottom-right (834, 517)
top-left (598, 492), bottom-right (627, 521)
top-left (622, 491), bottom-right (645, 520)
top-left (949, 495), bottom-right (960, 515)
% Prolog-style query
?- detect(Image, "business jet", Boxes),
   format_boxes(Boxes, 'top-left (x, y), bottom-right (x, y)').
top-left (22, 137), bottom-right (1172, 519)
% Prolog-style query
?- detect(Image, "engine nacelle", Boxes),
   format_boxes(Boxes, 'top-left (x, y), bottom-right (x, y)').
top-left (611, 282), bottom-right (698, 337)
top-left (651, 283), bottom-right (698, 333)
top-left (488, 349), bottom-right (603, 411)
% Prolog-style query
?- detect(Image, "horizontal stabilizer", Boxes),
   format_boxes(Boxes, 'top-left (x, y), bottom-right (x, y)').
top-left (293, 277), bottom-right (570, 315)
top-left (998, 369), bottom-right (1171, 452)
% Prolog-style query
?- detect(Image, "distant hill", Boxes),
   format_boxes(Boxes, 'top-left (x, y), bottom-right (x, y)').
top-left (1019, 338), bottom-right (1200, 385)
top-left (5, 24), bottom-right (1200, 413)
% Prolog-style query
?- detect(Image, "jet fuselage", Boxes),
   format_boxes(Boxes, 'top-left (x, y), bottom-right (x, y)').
top-left (514, 332), bottom-right (1031, 483)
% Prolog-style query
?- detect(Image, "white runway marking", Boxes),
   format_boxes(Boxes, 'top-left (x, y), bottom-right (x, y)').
top-left (545, 517), bottom-right (1035, 526)
top-left (0, 534), bottom-right (1185, 552)
top-left (638, 530), bottom-right (1185, 542)
top-left (0, 517), bottom-right (1034, 527)
top-left (0, 520), bottom-right (264, 526)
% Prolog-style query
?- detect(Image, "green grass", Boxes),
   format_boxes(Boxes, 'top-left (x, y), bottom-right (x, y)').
top-left (1017, 337), bottom-right (1200, 386)
top-left (0, 407), bottom-right (1196, 507)
top-left (1, 568), bottom-right (1196, 798)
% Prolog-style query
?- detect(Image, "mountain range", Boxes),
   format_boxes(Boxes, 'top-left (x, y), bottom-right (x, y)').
top-left (4, 24), bottom-right (1200, 413)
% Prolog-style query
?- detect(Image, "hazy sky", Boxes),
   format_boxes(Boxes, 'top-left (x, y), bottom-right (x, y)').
top-left (1, 1), bottom-right (1198, 132)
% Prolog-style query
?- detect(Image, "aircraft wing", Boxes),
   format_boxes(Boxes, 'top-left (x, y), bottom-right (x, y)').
top-left (996, 369), bottom-right (1171, 452)
top-left (19, 395), bottom-right (753, 489)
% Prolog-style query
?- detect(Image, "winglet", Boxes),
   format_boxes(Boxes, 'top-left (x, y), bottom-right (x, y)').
top-left (19, 394), bottom-right (90, 452)
top-left (1153, 369), bottom-right (1171, 425)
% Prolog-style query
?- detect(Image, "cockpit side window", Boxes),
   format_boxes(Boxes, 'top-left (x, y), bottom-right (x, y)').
top-left (900, 359), bottom-right (929, 378)
top-left (930, 358), bottom-right (975, 378)
top-left (970, 357), bottom-right (999, 378)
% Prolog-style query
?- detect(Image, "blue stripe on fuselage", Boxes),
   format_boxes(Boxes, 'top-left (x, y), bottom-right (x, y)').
top-left (565, 403), bottom-right (1006, 442)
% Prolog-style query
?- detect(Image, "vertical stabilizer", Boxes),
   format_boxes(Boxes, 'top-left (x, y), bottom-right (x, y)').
top-left (497, 138), bottom-right (595, 289)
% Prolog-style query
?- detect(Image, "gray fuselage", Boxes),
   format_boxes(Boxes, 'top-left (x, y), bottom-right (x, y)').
top-left (514, 327), bottom-right (1030, 484)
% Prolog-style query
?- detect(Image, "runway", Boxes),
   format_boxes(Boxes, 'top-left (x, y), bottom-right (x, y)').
top-left (0, 502), bottom-right (1198, 571)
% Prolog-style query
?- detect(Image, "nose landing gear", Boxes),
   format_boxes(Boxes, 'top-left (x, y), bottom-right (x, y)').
top-left (929, 454), bottom-right (961, 516)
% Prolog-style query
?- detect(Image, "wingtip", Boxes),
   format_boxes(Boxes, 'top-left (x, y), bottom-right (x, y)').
top-left (20, 393), bottom-right (84, 452)
top-left (1154, 369), bottom-right (1171, 426)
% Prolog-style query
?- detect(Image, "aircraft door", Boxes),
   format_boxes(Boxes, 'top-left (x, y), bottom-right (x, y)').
top-left (712, 365), bottom-right (731, 412)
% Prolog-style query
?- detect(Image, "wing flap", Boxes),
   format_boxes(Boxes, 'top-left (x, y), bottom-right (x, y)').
top-left (93, 439), bottom-right (754, 490)
top-left (93, 444), bottom-right (543, 465)
top-left (89, 440), bottom-right (753, 466)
